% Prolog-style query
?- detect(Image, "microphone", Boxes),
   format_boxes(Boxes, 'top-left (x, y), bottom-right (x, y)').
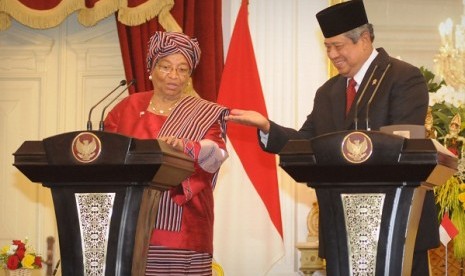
top-left (365, 63), bottom-right (391, 130)
top-left (353, 65), bottom-right (378, 130)
top-left (87, 79), bottom-right (127, 130)
top-left (98, 79), bottom-right (136, 131)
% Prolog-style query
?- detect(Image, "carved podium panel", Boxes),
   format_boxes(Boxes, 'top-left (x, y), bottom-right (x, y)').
top-left (279, 130), bottom-right (457, 276)
top-left (13, 131), bottom-right (194, 276)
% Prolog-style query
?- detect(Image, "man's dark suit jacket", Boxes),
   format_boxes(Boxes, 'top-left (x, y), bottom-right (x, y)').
top-left (260, 47), bottom-right (439, 256)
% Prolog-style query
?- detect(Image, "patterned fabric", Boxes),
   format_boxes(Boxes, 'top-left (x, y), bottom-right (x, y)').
top-left (158, 96), bottom-right (228, 140)
top-left (145, 245), bottom-right (212, 276)
top-left (147, 31), bottom-right (201, 72)
top-left (155, 96), bottom-right (228, 232)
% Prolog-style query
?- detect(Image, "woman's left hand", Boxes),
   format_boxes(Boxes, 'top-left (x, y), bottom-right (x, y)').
top-left (159, 136), bottom-right (184, 152)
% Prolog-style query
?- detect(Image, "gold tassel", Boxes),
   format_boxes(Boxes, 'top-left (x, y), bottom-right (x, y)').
top-left (0, 0), bottom-right (83, 29)
top-left (117, 0), bottom-right (174, 27)
top-left (78, 0), bottom-right (119, 27)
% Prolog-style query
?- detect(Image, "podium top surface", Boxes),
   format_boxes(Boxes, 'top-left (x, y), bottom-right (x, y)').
top-left (13, 131), bottom-right (194, 185)
top-left (279, 130), bottom-right (457, 185)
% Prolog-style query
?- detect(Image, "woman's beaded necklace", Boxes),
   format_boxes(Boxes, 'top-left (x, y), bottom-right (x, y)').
top-left (149, 97), bottom-right (182, 114)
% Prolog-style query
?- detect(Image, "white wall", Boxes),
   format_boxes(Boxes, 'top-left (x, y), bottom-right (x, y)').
top-left (364, 0), bottom-right (461, 71)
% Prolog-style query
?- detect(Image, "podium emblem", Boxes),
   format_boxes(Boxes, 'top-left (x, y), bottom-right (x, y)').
top-left (341, 132), bottom-right (373, 163)
top-left (72, 132), bottom-right (102, 163)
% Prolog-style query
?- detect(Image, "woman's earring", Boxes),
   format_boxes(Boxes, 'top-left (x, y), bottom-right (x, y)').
top-left (149, 75), bottom-right (153, 80)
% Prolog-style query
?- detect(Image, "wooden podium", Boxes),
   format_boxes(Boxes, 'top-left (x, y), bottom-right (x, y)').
top-left (13, 131), bottom-right (194, 276)
top-left (279, 130), bottom-right (457, 276)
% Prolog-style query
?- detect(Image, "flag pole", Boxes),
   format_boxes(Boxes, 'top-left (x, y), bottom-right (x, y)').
top-left (440, 210), bottom-right (459, 276)
top-left (461, 258), bottom-right (463, 276)
top-left (445, 242), bottom-right (448, 276)
top-left (445, 208), bottom-right (449, 276)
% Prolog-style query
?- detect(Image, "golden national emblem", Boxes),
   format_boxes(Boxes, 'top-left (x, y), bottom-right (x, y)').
top-left (341, 132), bottom-right (373, 164)
top-left (71, 132), bottom-right (102, 163)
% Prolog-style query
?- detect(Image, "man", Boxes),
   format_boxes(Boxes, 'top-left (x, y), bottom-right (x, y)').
top-left (226, 1), bottom-right (437, 275)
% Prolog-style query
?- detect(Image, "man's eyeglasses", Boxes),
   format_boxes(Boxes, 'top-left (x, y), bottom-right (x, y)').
top-left (156, 64), bottom-right (191, 77)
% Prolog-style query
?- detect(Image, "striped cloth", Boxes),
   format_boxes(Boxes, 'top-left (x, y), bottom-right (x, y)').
top-left (158, 96), bottom-right (228, 141)
top-left (155, 96), bottom-right (228, 232)
top-left (146, 31), bottom-right (201, 72)
top-left (145, 245), bottom-right (212, 276)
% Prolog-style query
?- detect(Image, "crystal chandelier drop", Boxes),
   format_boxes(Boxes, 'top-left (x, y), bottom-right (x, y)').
top-left (436, 11), bottom-right (465, 91)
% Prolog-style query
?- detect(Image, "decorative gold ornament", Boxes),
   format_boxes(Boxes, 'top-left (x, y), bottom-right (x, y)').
top-left (425, 106), bottom-right (436, 139)
top-left (71, 132), bottom-right (101, 163)
top-left (341, 132), bottom-right (373, 163)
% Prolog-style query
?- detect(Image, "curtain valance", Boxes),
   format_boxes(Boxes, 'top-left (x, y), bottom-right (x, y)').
top-left (0, 0), bottom-right (181, 31)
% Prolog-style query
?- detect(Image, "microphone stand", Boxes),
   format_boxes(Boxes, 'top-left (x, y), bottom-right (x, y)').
top-left (86, 79), bottom-right (126, 130)
top-left (98, 79), bottom-right (136, 131)
top-left (353, 65), bottom-right (378, 130)
top-left (365, 63), bottom-right (391, 130)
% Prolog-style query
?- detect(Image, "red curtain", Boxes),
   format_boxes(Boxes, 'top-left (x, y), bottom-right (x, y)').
top-left (116, 1), bottom-right (224, 102)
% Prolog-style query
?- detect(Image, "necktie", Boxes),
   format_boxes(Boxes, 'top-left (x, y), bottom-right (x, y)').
top-left (346, 78), bottom-right (357, 116)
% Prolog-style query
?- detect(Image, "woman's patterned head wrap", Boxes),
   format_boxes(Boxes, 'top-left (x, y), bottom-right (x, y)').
top-left (146, 31), bottom-right (201, 73)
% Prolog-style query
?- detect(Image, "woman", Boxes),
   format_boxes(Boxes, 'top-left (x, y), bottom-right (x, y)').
top-left (104, 31), bottom-right (229, 275)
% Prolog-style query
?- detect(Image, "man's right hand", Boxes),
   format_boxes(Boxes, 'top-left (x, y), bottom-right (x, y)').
top-left (225, 109), bottom-right (270, 134)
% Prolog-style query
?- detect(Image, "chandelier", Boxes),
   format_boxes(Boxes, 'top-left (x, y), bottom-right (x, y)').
top-left (436, 15), bottom-right (465, 91)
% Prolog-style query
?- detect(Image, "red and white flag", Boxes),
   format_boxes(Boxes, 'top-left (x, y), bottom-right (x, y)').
top-left (214, 0), bottom-right (284, 274)
top-left (439, 212), bottom-right (459, 246)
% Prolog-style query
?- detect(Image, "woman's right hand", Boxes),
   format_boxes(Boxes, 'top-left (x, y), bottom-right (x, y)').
top-left (225, 109), bottom-right (270, 134)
